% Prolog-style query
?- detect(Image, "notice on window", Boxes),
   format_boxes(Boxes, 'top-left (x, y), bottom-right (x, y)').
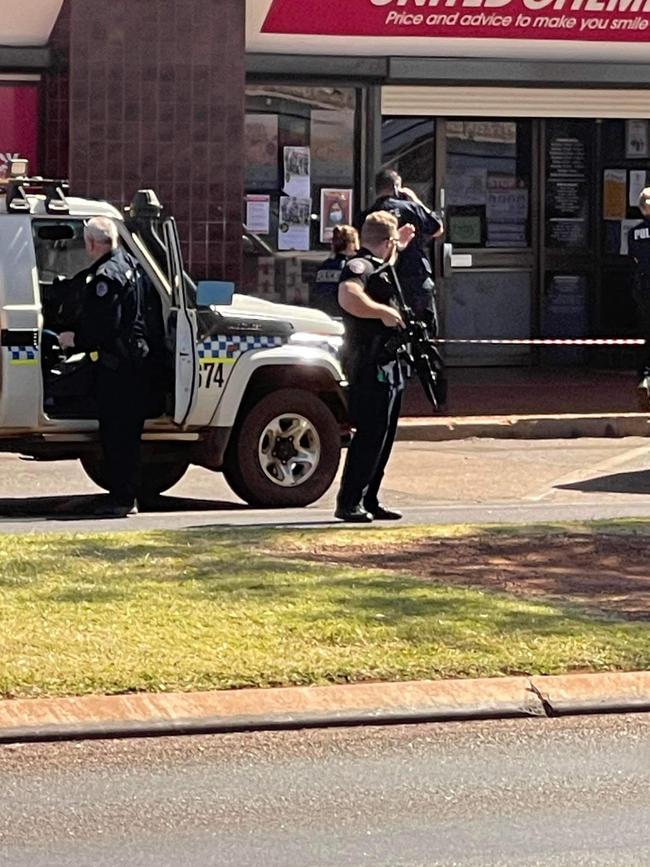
top-left (486, 176), bottom-right (528, 247)
top-left (603, 169), bottom-right (627, 221)
top-left (320, 188), bottom-right (353, 244)
top-left (626, 120), bottom-right (649, 159)
top-left (629, 170), bottom-right (647, 209)
top-left (546, 131), bottom-right (589, 249)
top-left (447, 167), bottom-right (487, 206)
top-left (245, 194), bottom-right (271, 235)
top-left (278, 196), bottom-right (311, 251)
top-left (620, 218), bottom-right (641, 256)
top-left (245, 114), bottom-right (278, 191)
top-left (283, 146), bottom-right (311, 198)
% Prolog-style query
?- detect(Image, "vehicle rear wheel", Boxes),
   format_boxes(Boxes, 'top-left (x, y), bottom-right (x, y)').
top-left (223, 388), bottom-right (341, 507)
top-left (80, 454), bottom-right (189, 498)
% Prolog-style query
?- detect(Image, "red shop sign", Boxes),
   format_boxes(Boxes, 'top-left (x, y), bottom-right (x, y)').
top-left (262, 0), bottom-right (650, 42)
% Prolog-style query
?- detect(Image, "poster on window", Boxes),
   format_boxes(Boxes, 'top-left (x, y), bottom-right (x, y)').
top-left (320, 188), bottom-right (353, 244)
top-left (626, 120), bottom-right (649, 159)
top-left (603, 169), bottom-right (627, 220)
top-left (278, 196), bottom-right (312, 251)
top-left (245, 194), bottom-right (271, 235)
top-left (620, 218), bottom-right (641, 256)
top-left (245, 114), bottom-right (279, 191)
top-left (629, 170), bottom-right (647, 209)
top-left (283, 146), bottom-right (311, 198)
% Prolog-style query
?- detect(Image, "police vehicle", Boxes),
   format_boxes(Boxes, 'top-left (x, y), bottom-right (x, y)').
top-left (0, 164), bottom-right (347, 507)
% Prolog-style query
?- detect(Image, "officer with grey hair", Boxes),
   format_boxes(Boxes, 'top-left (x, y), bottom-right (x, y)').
top-left (628, 187), bottom-right (650, 404)
top-left (60, 216), bottom-right (151, 517)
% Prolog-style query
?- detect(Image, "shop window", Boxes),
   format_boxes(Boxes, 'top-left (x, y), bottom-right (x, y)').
top-left (599, 119), bottom-right (648, 341)
top-left (0, 84), bottom-right (39, 177)
top-left (446, 120), bottom-right (532, 250)
top-left (381, 117), bottom-right (435, 206)
top-left (243, 85), bottom-right (357, 305)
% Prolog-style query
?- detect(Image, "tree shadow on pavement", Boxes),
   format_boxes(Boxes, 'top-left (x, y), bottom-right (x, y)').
top-left (557, 469), bottom-right (650, 496)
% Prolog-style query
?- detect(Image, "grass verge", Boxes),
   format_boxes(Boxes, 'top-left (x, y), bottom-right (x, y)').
top-left (0, 521), bottom-right (648, 699)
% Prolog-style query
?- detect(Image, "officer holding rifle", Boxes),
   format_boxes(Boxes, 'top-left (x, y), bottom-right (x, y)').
top-left (334, 211), bottom-right (415, 524)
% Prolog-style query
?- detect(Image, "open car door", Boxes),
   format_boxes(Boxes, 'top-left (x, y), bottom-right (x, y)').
top-left (163, 218), bottom-right (199, 426)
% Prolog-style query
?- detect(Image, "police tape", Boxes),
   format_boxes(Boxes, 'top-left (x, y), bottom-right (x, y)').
top-left (431, 338), bottom-right (646, 346)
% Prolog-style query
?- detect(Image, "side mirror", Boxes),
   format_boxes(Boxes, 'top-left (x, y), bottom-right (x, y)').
top-left (196, 280), bottom-right (235, 308)
top-left (242, 234), bottom-right (256, 255)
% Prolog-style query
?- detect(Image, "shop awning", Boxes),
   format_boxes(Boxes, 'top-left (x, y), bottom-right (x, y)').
top-left (0, 0), bottom-right (64, 46)
top-left (383, 86), bottom-right (650, 119)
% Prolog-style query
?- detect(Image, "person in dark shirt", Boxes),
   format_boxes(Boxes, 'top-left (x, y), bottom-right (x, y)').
top-left (311, 224), bottom-right (359, 317)
top-left (362, 168), bottom-right (444, 330)
top-left (335, 210), bottom-right (415, 523)
top-left (59, 217), bottom-right (154, 517)
top-left (628, 187), bottom-right (650, 402)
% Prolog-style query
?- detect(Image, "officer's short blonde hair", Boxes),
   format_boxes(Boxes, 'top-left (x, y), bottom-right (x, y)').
top-left (361, 211), bottom-right (399, 248)
top-left (84, 216), bottom-right (119, 248)
top-left (639, 188), bottom-right (650, 211)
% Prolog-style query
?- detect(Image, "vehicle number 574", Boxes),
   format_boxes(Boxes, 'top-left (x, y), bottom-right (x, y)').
top-left (199, 361), bottom-right (225, 389)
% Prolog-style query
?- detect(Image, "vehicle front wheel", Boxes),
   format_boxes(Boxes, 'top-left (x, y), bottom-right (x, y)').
top-left (80, 454), bottom-right (189, 498)
top-left (223, 388), bottom-right (341, 508)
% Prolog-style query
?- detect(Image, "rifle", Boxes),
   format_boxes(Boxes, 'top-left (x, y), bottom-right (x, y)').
top-left (385, 264), bottom-right (447, 411)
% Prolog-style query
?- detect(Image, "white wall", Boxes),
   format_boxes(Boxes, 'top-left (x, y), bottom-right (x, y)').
top-left (0, 0), bottom-right (64, 46)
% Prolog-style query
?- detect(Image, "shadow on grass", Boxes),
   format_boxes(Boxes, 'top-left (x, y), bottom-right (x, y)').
top-left (4, 525), bottom-right (650, 637)
top-left (298, 530), bottom-right (650, 621)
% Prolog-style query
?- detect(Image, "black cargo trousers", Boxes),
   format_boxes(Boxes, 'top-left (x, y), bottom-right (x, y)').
top-left (96, 360), bottom-right (148, 506)
top-left (337, 361), bottom-right (403, 514)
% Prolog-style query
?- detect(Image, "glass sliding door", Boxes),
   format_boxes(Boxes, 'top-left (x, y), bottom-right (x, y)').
top-left (442, 119), bottom-right (536, 365)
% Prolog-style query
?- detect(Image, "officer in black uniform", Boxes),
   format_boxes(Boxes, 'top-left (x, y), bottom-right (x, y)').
top-left (628, 187), bottom-right (650, 402)
top-left (59, 217), bottom-right (153, 518)
top-left (311, 224), bottom-right (359, 316)
top-left (335, 211), bottom-right (415, 523)
top-left (362, 168), bottom-right (444, 331)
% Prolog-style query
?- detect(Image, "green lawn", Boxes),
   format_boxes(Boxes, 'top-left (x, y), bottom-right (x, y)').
top-left (0, 522), bottom-right (648, 699)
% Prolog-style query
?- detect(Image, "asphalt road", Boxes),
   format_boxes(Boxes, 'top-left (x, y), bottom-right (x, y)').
top-left (3, 437), bottom-right (650, 532)
top-left (0, 714), bottom-right (648, 866)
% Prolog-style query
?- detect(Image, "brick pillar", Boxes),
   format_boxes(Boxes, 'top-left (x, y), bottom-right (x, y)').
top-left (41, 0), bottom-right (70, 179)
top-left (67, 0), bottom-right (244, 284)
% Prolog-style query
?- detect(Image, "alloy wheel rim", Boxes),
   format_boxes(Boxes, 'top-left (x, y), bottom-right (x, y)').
top-left (258, 413), bottom-right (321, 487)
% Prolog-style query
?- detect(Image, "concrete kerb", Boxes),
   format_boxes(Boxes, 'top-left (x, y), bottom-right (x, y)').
top-left (397, 413), bottom-right (650, 442)
top-left (0, 672), bottom-right (648, 745)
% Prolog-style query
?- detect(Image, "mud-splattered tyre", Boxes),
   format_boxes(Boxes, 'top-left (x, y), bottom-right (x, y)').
top-left (223, 388), bottom-right (341, 508)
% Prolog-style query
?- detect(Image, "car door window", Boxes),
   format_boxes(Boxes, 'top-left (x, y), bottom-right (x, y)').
top-left (32, 220), bottom-right (92, 282)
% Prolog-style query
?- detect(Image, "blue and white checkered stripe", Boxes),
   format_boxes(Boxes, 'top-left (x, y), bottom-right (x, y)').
top-left (197, 334), bottom-right (286, 362)
top-left (8, 346), bottom-right (39, 364)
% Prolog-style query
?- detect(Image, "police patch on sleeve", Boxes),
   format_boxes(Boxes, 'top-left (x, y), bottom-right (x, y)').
top-left (348, 259), bottom-right (367, 276)
top-left (96, 281), bottom-right (109, 298)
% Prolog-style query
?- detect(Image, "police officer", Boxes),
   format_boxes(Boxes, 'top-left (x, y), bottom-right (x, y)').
top-left (335, 211), bottom-right (415, 523)
top-left (59, 217), bottom-right (152, 518)
top-left (628, 187), bottom-right (650, 403)
top-left (312, 224), bottom-right (359, 316)
top-left (363, 168), bottom-right (444, 330)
